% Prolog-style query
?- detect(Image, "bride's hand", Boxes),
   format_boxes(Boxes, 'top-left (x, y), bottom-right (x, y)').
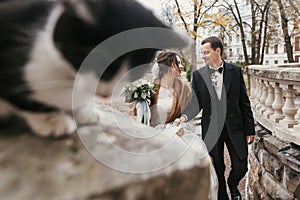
top-left (176, 128), bottom-right (184, 137)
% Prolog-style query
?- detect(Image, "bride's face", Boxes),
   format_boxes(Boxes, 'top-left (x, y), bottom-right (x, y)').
top-left (176, 56), bottom-right (184, 71)
top-left (170, 56), bottom-right (181, 76)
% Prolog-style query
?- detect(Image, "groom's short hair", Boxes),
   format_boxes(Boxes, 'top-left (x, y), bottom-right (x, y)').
top-left (201, 36), bottom-right (223, 56)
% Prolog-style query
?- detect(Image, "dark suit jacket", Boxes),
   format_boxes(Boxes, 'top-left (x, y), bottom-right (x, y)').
top-left (183, 62), bottom-right (255, 160)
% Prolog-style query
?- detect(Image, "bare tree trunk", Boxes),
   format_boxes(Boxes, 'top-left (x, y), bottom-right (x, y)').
top-left (260, 3), bottom-right (270, 65)
top-left (250, 0), bottom-right (257, 64)
top-left (173, 0), bottom-right (217, 71)
top-left (256, 0), bottom-right (270, 64)
top-left (256, 16), bottom-right (264, 64)
top-left (274, 0), bottom-right (295, 63)
top-left (233, 0), bottom-right (249, 65)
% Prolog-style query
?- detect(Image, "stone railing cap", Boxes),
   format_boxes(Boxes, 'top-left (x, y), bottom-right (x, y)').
top-left (247, 64), bottom-right (300, 82)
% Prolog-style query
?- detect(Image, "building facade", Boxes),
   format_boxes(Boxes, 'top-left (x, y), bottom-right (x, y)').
top-left (196, 1), bottom-right (300, 66)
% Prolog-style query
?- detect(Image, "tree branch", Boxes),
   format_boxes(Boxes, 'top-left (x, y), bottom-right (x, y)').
top-left (174, 0), bottom-right (189, 33)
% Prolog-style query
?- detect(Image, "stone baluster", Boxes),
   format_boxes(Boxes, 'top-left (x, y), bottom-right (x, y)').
top-left (250, 77), bottom-right (258, 111)
top-left (259, 80), bottom-right (268, 114)
top-left (294, 89), bottom-right (300, 134)
top-left (249, 75), bottom-right (255, 101)
top-left (250, 77), bottom-right (257, 106)
top-left (255, 79), bottom-right (263, 110)
top-left (264, 81), bottom-right (275, 118)
top-left (250, 77), bottom-right (258, 107)
top-left (294, 86), bottom-right (300, 123)
top-left (295, 94), bottom-right (300, 122)
top-left (280, 85), bottom-right (298, 128)
top-left (271, 83), bottom-right (285, 123)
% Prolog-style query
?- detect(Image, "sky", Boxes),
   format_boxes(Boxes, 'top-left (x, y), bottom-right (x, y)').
top-left (136, 0), bottom-right (191, 14)
top-left (136, 0), bottom-right (163, 11)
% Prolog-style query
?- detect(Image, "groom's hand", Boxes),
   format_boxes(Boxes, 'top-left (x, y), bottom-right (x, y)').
top-left (246, 135), bottom-right (255, 144)
top-left (174, 116), bottom-right (186, 126)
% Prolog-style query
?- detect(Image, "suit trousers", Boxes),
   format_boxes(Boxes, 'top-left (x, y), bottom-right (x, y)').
top-left (209, 129), bottom-right (248, 200)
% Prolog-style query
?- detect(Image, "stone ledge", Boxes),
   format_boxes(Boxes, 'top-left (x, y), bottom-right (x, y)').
top-left (277, 146), bottom-right (300, 173)
top-left (261, 171), bottom-right (294, 199)
top-left (259, 149), bottom-right (284, 182)
top-left (0, 107), bottom-right (214, 200)
top-left (283, 166), bottom-right (300, 194)
top-left (247, 64), bottom-right (300, 82)
top-left (248, 150), bottom-right (271, 200)
top-left (254, 111), bottom-right (300, 146)
top-left (263, 135), bottom-right (290, 156)
top-left (0, 132), bottom-right (212, 200)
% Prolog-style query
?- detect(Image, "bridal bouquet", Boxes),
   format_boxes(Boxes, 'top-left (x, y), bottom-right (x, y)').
top-left (121, 79), bottom-right (158, 104)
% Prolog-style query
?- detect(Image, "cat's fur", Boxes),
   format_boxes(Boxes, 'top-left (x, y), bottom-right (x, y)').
top-left (0, 0), bottom-right (187, 137)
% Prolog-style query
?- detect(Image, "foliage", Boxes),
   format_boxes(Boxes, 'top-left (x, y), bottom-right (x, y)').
top-left (121, 79), bottom-right (158, 104)
top-left (233, 61), bottom-right (246, 68)
top-left (186, 65), bottom-right (192, 82)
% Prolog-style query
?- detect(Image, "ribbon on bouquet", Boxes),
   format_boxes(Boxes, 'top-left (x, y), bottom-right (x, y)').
top-left (135, 100), bottom-right (151, 126)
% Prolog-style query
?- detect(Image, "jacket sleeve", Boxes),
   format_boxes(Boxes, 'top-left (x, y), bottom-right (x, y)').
top-left (182, 71), bottom-right (203, 121)
top-left (239, 67), bottom-right (255, 135)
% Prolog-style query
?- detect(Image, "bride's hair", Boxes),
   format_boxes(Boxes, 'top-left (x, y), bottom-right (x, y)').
top-left (156, 51), bottom-right (180, 79)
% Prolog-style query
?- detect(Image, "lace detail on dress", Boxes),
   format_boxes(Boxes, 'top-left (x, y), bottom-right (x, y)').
top-left (156, 87), bottom-right (174, 124)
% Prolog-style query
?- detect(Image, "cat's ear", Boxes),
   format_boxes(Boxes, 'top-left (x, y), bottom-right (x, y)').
top-left (61, 0), bottom-right (96, 25)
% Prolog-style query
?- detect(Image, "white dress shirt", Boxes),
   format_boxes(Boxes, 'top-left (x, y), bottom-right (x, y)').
top-left (209, 63), bottom-right (223, 100)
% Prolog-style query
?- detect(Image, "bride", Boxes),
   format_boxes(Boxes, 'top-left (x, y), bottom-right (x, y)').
top-left (150, 51), bottom-right (191, 127)
top-left (150, 51), bottom-right (218, 200)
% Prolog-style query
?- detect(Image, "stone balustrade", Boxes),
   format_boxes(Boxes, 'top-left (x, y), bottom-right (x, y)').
top-left (247, 64), bottom-right (300, 145)
top-left (247, 64), bottom-right (300, 200)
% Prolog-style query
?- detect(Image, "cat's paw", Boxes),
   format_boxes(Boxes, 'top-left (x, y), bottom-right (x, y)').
top-left (21, 112), bottom-right (76, 137)
top-left (73, 106), bottom-right (101, 125)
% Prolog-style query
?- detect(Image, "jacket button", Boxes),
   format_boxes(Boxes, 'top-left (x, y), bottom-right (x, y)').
top-left (230, 114), bottom-right (234, 117)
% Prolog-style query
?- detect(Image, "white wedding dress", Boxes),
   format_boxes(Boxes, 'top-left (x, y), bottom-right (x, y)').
top-left (154, 91), bottom-right (219, 200)
top-left (155, 87), bottom-right (174, 124)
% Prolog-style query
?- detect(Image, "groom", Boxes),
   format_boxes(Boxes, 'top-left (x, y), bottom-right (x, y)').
top-left (177, 36), bottom-right (255, 200)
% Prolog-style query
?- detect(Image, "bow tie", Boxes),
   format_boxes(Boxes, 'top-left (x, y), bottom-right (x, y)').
top-left (209, 67), bottom-right (223, 74)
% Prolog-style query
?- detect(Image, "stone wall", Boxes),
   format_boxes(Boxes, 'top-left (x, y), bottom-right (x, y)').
top-left (247, 123), bottom-right (300, 199)
top-left (247, 64), bottom-right (300, 199)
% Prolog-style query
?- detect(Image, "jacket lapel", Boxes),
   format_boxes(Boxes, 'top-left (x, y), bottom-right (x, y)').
top-left (200, 65), bottom-right (218, 99)
top-left (223, 62), bottom-right (234, 95)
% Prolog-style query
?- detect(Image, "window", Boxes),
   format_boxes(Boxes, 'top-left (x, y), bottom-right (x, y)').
top-left (284, 44), bottom-right (287, 53)
top-left (274, 45), bottom-right (278, 54)
top-left (274, 60), bottom-right (278, 64)
top-left (284, 60), bottom-right (288, 63)
top-left (295, 36), bottom-right (300, 51)
top-left (265, 60), bottom-right (269, 64)
top-left (266, 45), bottom-right (269, 54)
top-left (229, 36), bottom-right (232, 44)
top-left (229, 49), bottom-right (233, 57)
top-left (236, 35), bottom-right (240, 43)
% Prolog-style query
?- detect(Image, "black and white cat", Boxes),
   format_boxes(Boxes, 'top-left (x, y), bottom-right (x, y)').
top-left (0, 0), bottom-right (188, 137)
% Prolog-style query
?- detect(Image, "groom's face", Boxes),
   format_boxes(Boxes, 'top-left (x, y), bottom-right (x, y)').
top-left (201, 42), bottom-right (221, 67)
